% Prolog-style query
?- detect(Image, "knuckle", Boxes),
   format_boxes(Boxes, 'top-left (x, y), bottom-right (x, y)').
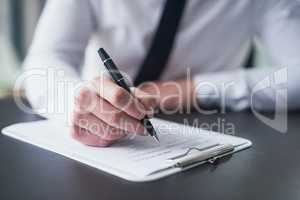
top-left (108, 112), bottom-right (122, 125)
top-left (77, 88), bottom-right (93, 105)
top-left (72, 112), bottom-right (88, 126)
top-left (149, 97), bottom-right (159, 107)
top-left (112, 89), bottom-right (128, 105)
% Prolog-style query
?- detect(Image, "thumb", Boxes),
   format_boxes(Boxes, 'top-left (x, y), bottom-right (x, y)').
top-left (130, 87), bottom-right (159, 117)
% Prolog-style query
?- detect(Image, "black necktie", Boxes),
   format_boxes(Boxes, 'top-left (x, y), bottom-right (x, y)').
top-left (134, 0), bottom-right (188, 86)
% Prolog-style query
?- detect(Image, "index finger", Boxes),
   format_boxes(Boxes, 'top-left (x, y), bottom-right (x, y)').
top-left (90, 76), bottom-right (147, 120)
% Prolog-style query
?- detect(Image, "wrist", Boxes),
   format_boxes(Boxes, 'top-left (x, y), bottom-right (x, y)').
top-left (139, 79), bottom-right (196, 111)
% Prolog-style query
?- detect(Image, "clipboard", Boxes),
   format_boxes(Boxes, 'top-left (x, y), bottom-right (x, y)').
top-left (2, 119), bottom-right (252, 182)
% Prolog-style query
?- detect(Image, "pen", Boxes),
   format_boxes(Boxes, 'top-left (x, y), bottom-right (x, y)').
top-left (98, 48), bottom-right (160, 142)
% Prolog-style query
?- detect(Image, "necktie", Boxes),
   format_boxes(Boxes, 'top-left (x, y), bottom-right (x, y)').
top-left (134, 0), bottom-right (188, 86)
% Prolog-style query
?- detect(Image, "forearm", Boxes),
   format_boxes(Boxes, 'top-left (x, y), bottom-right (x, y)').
top-left (193, 66), bottom-right (300, 112)
top-left (22, 0), bottom-right (95, 122)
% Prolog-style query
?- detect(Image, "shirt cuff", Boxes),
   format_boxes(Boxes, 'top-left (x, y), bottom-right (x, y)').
top-left (22, 64), bottom-right (81, 125)
top-left (193, 69), bottom-right (250, 111)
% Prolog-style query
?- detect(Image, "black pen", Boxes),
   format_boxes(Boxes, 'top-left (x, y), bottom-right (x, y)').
top-left (98, 48), bottom-right (160, 142)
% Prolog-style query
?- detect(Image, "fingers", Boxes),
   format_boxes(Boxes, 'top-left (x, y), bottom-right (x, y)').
top-left (74, 91), bottom-right (147, 135)
top-left (75, 79), bottom-right (147, 135)
top-left (91, 76), bottom-right (147, 120)
top-left (71, 125), bottom-right (116, 147)
top-left (71, 76), bottom-right (160, 147)
top-left (90, 96), bottom-right (147, 134)
top-left (72, 112), bottom-right (126, 141)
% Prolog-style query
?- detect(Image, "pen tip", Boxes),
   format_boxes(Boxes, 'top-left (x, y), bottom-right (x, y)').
top-left (152, 135), bottom-right (160, 143)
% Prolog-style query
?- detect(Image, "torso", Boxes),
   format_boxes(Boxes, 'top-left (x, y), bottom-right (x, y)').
top-left (83, 0), bottom-right (261, 81)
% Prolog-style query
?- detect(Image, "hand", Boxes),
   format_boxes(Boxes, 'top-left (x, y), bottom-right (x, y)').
top-left (71, 76), bottom-right (158, 147)
top-left (138, 79), bottom-right (196, 112)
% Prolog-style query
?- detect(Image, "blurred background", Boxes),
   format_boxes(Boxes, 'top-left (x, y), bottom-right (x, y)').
top-left (0, 0), bottom-right (271, 100)
top-left (0, 0), bottom-right (45, 98)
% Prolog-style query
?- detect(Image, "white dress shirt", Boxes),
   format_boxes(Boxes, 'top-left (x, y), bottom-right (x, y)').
top-left (23, 0), bottom-right (300, 121)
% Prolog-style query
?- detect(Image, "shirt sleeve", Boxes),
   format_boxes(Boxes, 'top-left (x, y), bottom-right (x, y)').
top-left (193, 69), bottom-right (250, 111)
top-left (193, 0), bottom-right (300, 111)
top-left (23, 0), bottom-right (95, 122)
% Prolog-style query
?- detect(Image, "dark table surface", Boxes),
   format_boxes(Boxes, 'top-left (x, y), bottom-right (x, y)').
top-left (0, 97), bottom-right (299, 200)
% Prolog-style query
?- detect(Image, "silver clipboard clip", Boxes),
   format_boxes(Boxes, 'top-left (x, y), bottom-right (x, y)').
top-left (168, 144), bottom-right (235, 169)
